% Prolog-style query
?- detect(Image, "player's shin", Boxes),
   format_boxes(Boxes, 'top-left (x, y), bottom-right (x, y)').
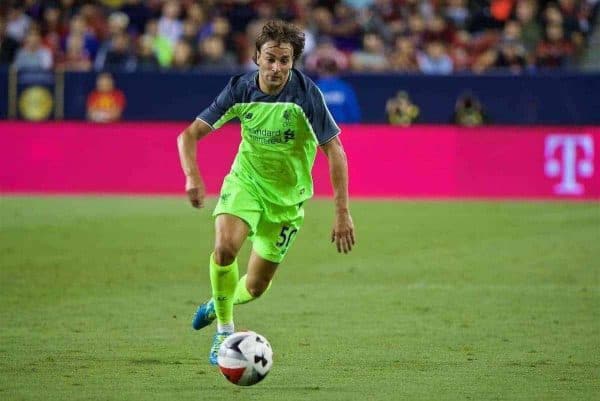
top-left (209, 253), bottom-right (239, 333)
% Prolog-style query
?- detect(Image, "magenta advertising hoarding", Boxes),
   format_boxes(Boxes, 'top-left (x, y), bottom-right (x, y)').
top-left (1, 122), bottom-right (598, 199)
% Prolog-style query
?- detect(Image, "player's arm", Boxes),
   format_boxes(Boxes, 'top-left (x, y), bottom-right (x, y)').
top-left (320, 136), bottom-right (355, 253)
top-left (177, 119), bottom-right (213, 208)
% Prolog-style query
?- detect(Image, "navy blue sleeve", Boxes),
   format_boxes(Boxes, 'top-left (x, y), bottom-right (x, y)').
top-left (196, 77), bottom-right (238, 129)
top-left (306, 84), bottom-right (341, 145)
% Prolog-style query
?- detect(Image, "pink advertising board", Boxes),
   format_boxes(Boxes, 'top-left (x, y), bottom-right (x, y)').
top-left (1, 122), bottom-right (598, 199)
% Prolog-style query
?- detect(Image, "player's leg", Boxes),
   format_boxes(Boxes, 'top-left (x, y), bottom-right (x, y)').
top-left (208, 213), bottom-right (251, 365)
top-left (192, 213), bottom-right (249, 332)
top-left (193, 174), bottom-right (262, 332)
top-left (233, 250), bottom-right (278, 305)
top-left (211, 213), bottom-right (249, 331)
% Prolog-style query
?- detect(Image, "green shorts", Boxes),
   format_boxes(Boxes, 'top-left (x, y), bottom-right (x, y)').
top-left (213, 173), bottom-right (305, 263)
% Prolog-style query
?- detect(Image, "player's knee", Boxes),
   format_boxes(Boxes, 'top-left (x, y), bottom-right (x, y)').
top-left (213, 244), bottom-right (237, 266)
top-left (247, 280), bottom-right (269, 298)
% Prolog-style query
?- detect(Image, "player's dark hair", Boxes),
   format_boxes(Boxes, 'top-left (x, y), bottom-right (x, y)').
top-left (254, 20), bottom-right (305, 64)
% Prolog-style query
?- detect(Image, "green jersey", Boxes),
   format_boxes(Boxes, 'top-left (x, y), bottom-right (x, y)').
top-left (197, 69), bottom-right (340, 206)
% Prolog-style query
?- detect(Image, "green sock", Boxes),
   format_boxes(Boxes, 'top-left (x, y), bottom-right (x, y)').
top-left (209, 253), bottom-right (239, 330)
top-left (233, 274), bottom-right (272, 305)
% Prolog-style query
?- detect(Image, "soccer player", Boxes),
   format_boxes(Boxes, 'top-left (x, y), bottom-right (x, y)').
top-left (177, 20), bottom-right (355, 365)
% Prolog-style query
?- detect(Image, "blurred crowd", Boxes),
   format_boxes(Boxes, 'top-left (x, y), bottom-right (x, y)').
top-left (1, 0), bottom-right (598, 74)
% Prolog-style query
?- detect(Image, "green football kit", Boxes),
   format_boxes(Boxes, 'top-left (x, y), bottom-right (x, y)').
top-left (194, 68), bottom-right (340, 337)
top-left (197, 68), bottom-right (340, 263)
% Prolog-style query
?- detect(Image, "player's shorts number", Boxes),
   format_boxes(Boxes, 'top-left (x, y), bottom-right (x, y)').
top-left (276, 225), bottom-right (297, 249)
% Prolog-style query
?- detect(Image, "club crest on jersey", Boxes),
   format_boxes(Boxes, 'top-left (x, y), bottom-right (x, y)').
top-left (282, 109), bottom-right (294, 127)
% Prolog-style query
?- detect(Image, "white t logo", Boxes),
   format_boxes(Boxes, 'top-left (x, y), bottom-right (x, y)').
top-left (544, 134), bottom-right (594, 195)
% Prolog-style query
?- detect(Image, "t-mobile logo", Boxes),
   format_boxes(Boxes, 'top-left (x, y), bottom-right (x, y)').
top-left (544, 134), bottom-right (594, 195)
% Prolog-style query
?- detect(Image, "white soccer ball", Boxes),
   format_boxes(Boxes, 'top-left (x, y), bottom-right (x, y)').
top-left (217, 331), bottom-right (273, 386)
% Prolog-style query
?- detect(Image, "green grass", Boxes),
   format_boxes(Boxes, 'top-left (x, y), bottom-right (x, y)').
top-left (0, 196), bottom-right (599, 401)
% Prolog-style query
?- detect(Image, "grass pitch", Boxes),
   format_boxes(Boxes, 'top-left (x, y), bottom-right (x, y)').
top-left (0, 197), bottom-right (598, 401)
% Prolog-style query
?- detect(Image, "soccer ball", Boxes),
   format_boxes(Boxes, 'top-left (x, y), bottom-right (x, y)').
top-left (217, 331), bottom-right (273, 386)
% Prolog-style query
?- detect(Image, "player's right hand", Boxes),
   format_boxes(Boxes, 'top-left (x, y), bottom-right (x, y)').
top-left (185, 176), bottom-right (205, 209)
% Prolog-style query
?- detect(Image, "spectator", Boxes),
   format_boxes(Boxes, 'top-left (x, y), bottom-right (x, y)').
top-left (444, 0), bottom-right (470, 30)
top-left (315, 58), bottom-right (362, 123)
top-left (185, 2), bottom-right (208, 30)
top-left (1, 0), bottom-right (598, 74)
top-left (515, 0), bottom-right (542, 55)
top-left (449, 29), bottom-right (473, 71)
top-left (40, 5), bottom-right (66, 64)
top-left (143, 19), bottom-right (174, 68)
top-left (196, 35), bottom-right (237, 71)
top-left (96, 31), bottom-right (137, 71)
top-left (171, 40), bottom-right (195, 71)
top-left (417, 41), bottom-right (453, 75)
top-left (94, 11), bottom-right (130, 70)
top-left (79, 4), bottom-right (109, 42)
top-left (495, 20), bottom-right (529, 72)
top-left (359, 5), bottom-right (397, 44)
top-left (86, 72), bottom-right (126, 123)
top-left (304, 36), bottom-right (350, 73)
top-left (181, 19), bottom-right (200, 49)
top-left (135, 34), bottom-right (160, 71)
top-left (66, 14), bottom-right (100, 61)
top-left (406, 13), bottom-right (426, 48)
top-left (0, 19), bottom-right (20, 65)
top-left (536, 23), bottom-right (575, 68)
top-left (311, 7), bottom-right (334, 38)
top-left (158, 0), bottom-right (183, 45)
top-left (495, 40), bottom-right (528, 73)
top-left (13, 29), bottom-right (53, 71)
top-left (350, 32), bottom-right (389, 72)
top-left (199, 16), bottom-right (234, 54)
top-left (329, 3), bottom-right (362, 51)
top-left (452, 92), bottom-right (488, 126)
top-left (59, 33), bottom-right (92, 71)
top-left (556, 0), bottom-right (583, 37)
top-left (423, 13), bottom-right (453, 44)
top-left (386, 90), bottom-right (420, 126)
top-left (388, 36), bottom-right (419, 72)
top-left (6, 5), bottom-right (32, 42)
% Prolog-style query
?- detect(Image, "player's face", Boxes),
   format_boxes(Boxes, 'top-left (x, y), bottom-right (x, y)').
top-left (256, 41), bottom-right (293, 94)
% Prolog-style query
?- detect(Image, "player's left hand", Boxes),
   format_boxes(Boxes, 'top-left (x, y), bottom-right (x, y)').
top-left (331, 211), bottom-right (355, 254)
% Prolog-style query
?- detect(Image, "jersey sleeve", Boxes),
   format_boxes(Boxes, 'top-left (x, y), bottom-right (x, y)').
top-left (306, 84), bottom-right (341, 145)
top-left (196, 77), bottom-right (239, 129)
